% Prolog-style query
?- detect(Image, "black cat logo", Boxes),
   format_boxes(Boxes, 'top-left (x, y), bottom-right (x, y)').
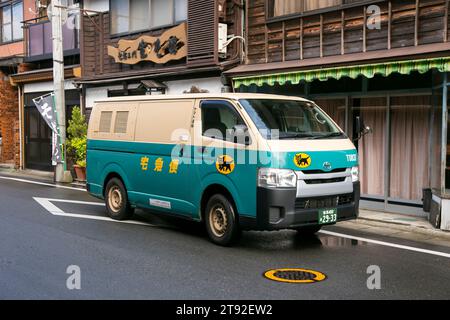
top-left (218, 161), bottom-right (232, 172)
top-left (216, 156), bottom-right (235, 175)
top-left (294, 153), bottom-right (312, 168)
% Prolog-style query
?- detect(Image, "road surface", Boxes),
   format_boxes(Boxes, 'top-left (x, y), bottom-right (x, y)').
top-left (0, 175), bottom-right (449, 299)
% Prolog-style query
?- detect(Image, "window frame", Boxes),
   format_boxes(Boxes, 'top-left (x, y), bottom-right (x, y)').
top-left (265, 0), bottom-right (386, 24)
top-left (200, 99), bottom-right (251, 145)
top-left (109, 0), bottom-right (188, 38)
top-left (0, 0), bottom-right (23, 44)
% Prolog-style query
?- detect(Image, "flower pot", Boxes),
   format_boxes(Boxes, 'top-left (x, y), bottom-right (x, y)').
top-left (73, 165), bottom-right (86, 181)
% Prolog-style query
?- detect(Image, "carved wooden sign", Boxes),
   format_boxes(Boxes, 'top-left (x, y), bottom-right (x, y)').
top-left (107, 23), bottom-right (187, 65)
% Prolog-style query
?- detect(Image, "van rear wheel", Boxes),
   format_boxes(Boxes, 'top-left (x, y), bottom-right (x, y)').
top-left (105, 178), bottom-right (134, 221)
top-left (205, 194), bottom-right (241, 246)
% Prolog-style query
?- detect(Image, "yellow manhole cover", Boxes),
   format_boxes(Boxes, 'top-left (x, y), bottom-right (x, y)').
top-left (264, 268), bottom-right (327, 284)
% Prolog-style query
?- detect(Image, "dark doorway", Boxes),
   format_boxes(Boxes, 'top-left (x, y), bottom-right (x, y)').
top-left (24, 106), bottom-right (52, 171)
top-left (23, 90), bottom-right (80, 172)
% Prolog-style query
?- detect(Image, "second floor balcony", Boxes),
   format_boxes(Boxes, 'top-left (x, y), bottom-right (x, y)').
top-left (23, 15), bottom-right (80, 62)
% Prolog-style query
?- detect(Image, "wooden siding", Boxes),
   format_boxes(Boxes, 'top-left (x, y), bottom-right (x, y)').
top-left (81, 0), bottom-right (230, 78)
top-left (247, 0), bottom-right (450, 65)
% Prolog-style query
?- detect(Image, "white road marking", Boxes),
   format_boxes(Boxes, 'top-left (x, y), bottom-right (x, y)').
top-left (0, 176), bottom-right (86, 192)
top-left (29, 194), bottom-right (450, 258)
top-left (319, 230), bottom-right (450, 259)
top-left (33, 197), bottom-right (153, 227)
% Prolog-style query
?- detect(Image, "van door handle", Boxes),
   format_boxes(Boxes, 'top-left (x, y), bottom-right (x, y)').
top-left (179, 145), bottom-right (184, 157)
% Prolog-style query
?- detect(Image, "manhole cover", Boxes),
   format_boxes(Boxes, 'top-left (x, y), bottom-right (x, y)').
top-left (264, 268), bottom-right (327, 284)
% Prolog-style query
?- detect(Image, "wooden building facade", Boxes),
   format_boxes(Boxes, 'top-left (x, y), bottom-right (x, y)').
top-left (77, 0), bottom-right (244, 115)
top-left (226, 0), bottom-right (450, 218)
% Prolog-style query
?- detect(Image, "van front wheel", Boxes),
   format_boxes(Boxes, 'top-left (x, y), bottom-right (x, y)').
top-left (105, 178), bottom-right (134, 220)
top-left (205, 194), bottom-right (241, 246)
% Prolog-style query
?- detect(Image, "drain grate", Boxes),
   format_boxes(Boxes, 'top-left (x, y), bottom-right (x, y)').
top-left (264, 268), bottom-right (327, 284)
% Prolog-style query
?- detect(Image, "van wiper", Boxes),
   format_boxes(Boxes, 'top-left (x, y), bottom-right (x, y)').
top-left (311, 132), bottom-right (346, 139)
top-left (278, 133), bottom-right (318, 139)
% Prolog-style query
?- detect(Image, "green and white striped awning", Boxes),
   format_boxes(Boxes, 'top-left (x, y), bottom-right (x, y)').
top-left (233, 57), bottom-right (450, 88)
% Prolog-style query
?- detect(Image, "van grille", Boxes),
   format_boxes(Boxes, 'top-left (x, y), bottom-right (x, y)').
top-left (304, 177), bottom-right (346, 185)
top-left (301, 168), bottom-right (347, 174)
top-left (295, 194), bottom-right (354, 210)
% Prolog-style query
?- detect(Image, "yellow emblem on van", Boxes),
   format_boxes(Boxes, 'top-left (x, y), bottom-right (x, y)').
top-left (216, 155), bottom-right (235, 175)
top-left (294, 153), bottom-right (312, 168)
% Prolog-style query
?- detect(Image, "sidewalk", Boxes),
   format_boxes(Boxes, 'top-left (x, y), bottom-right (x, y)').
top-left (0, 167), bottom-right (86, 189)
top-left (341, 209), bottom-right (450, 248)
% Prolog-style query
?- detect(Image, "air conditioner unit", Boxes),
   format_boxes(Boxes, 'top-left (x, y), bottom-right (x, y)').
top-left (218, 23), bottom-right (228, 58)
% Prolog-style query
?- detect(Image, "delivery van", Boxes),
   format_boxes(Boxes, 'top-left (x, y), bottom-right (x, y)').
top-left (87, 93), bottom-right (362, 246)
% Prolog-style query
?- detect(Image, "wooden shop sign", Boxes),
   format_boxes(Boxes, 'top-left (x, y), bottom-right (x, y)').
top-left (107, 23), bottom-right (187, 65)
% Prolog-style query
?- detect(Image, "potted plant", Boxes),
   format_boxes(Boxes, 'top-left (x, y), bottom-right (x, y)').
top-left (67, 107), bottom-right (87, 181)
top-left (70, 136), bottom-right (87, 181)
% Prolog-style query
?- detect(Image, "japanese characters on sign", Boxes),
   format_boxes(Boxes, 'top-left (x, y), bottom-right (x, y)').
top-left (141, 157), bottom-right (179, 175)
top-left (107, 23), bottom-right (187, 65)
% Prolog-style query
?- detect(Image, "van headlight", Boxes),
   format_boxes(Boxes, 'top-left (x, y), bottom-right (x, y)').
top-left (258, 168), bottom-right (297, 189)
top-left (351, 166), bottom-right (359, 182)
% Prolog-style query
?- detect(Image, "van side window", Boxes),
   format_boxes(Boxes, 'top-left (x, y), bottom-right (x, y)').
top-left (99, 111), bottom-right (113, 133)
top-left (201, 100), bottom-right (245, 142)
top-left (114, 111), bottom-right (129, 134)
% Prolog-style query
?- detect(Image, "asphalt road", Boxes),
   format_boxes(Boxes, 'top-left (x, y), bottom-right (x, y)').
top-left (0, 175), bottom-right (449, 300)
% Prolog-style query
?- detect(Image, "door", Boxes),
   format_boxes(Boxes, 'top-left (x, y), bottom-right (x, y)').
top-left (25, 107), bottom-right (52, 171)
top-left (131, 100), bottom-right (197, 216)
top-left (193, 99), bottom-right (259, 218)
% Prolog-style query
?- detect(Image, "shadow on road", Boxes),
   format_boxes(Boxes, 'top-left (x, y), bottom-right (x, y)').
top-left (133, 208), bottom-right (330, 250)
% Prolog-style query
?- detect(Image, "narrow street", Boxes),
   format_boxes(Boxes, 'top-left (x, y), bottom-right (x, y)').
top-left (0, 176), bottom-right (449, 300)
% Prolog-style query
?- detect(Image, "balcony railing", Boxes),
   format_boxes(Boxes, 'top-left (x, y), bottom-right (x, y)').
top-left (23, 15), bottom-right (79, 61)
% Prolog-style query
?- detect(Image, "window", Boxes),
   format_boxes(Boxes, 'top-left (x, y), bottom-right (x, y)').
top-left (239, 99), bottom-right (343, 140)
top-left (99, 111), bottom-right (113, 133)
top-left (114, 111), bottom-right (129, 134)
top-left (1, 1), bottom-right (23, 43)
top-left (201, 101), bottom-right (245, 142)
top-left (270, 0), bottom-right (349, 18)
top-left (110, 0), bottom-right (188, 35)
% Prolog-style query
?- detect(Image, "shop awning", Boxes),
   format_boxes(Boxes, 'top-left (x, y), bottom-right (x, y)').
top-left (233, 57), bottom-right (450, 88)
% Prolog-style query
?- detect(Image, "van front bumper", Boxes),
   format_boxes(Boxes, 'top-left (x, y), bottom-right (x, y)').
top-left (240, 182), bottom-right (360, 231)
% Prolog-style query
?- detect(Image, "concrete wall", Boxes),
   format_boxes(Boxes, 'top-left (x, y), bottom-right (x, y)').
top-left (165, 77), bottom-right (224, 95)
top-left (85, 77), bottom-right (224, 110)
top-left (24, 80), bottom-right (78, 93)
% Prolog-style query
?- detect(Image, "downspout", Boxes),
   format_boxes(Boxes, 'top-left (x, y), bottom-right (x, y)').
top-left (18, 84), bottom-right (23, 170)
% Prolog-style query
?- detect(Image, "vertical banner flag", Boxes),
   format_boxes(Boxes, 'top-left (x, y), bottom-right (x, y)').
top-left (32, 93), bottom-right (63, 166)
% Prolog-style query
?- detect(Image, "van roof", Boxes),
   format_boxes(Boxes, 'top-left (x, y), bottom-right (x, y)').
top-left (94, 93), bottom-right (313, 104)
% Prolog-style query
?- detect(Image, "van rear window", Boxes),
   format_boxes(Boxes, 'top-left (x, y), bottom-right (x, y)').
top-left (114, 111), bottom-right (129, 134)
top-left (99, 111), bottom-right (113, 133)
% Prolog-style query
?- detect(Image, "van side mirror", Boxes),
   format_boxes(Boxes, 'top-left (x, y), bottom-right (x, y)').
top-left (231, 124), bottom-right (251, 145)
top-left (354, 116), bottom-right (372, 142)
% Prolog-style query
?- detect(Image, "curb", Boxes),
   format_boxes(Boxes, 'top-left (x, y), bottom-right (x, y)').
top-left (354, 217), bottom-right (450, 241)
top-left (0, 169), bottom-right (86, 190)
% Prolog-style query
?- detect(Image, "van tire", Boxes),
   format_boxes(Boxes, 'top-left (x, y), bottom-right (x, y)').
top-left (295, 225), bottom-right (322, 235)
top-left (205, 194), bottom-right (241, 246)
top-left (105, 178), bottom-right (134, 221)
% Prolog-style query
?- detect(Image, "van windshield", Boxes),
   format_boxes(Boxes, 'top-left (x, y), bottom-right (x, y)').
top-left (239, 99), bottom-right (346, 140)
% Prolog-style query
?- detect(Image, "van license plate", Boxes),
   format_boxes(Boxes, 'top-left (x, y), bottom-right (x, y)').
top-left (319, 208), bottom-right (338, 225)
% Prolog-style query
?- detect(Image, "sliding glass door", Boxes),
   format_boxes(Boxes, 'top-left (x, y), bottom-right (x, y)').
top-left (389, 96), bottom-right (432, 203)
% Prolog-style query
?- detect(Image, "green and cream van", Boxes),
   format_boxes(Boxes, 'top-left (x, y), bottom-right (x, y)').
top-left (87, 93), bottom-right (362, 246)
